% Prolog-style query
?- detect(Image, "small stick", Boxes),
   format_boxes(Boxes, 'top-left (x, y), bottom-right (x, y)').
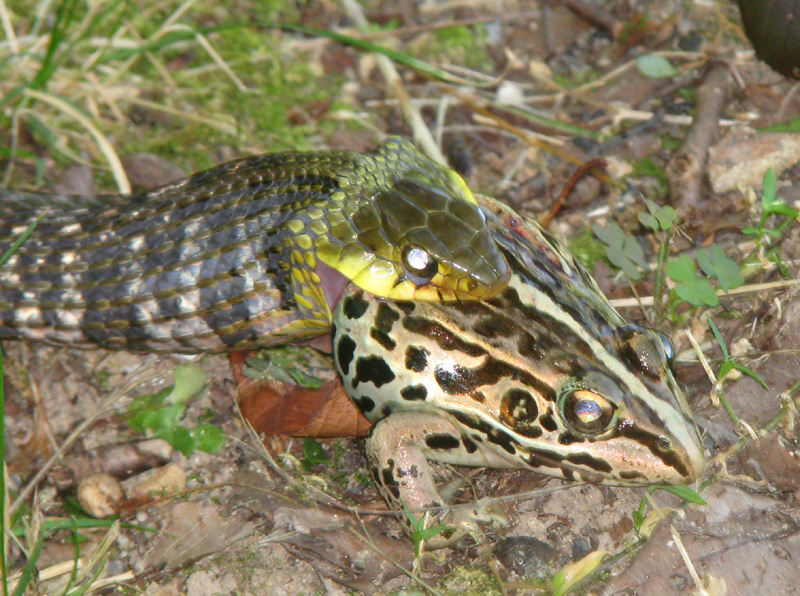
top-left (665, 62), bottom-right (733, 212)
top-left (540, 158), bottom-right (607, 228)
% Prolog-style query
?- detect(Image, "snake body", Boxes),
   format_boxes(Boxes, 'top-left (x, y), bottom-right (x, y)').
top-left (0, 138), bottom-right (509, 352)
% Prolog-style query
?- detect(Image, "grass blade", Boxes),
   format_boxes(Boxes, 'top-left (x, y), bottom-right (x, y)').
top-left (0, 214), bottom-right (44, 269)
top-left (9, 536), bottom-right (44, 596)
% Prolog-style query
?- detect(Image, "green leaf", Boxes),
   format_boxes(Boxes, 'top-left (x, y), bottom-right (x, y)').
top-left (191, 424), bottom-right (227, 454)
top-left (551, 550), bottom-right (608, 596)
top-left (166, 363), bottom-right (208, 404)
top-left (244, 345), bottom-right (326, 388)
top-left (640, 199), bottom-right (677, 231)
top-left (707, 317), bottom-right (730, 359)
top-left (412, 524), bottom-right (455, 543)
top-left (696, 249), bottom-right (714, 278)
top-left (730, 361), bottom-right (769, 389)
top-left (654, 484), bottom-right (706, 504)
top-left (654, 205), bottom-right (678, 230)
top-left (10, 536), bottom-right (44, 596)
top-left (638, 211), bottom-right (659, 231)
top-left (762, 168), bottom-right (776, 206)
top-left (666, 255), bottom-right (696, 283)
top-left (710, 317), bottom-right (768, 390)
top-left (707, 244), bottom-right (744, 291)
top-left (605, 247), bottom-right (628, 269)
top-left (697, 244), bottom-right (744, 291)
top-left (636, 54), bottom-right (677, 78)
top-left (301, 438), bottom-right (329, 471)
top-left (674, 279), bottom-right (718, 306)
top-left (718, 361), bottom-right (736, 379)
top-left (592, 221), bottom-right (625, 248)
top-left (769, 202), bottom-right (799, 218)
top-left (164, 425), bottom-right (195, 457)
top-left (128, 402), bottom-right (185, 434)
top-left (593, 222), bottom-right (647, 280)
top-left (623, 235), bottom-right (648, 267)
top-left (287, 368), bottom-right (324, 389)
top-left (620, 257), bottom-right (643, 281)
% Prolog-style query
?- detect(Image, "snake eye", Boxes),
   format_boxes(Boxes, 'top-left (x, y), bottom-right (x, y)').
top-left (401, 244), bottom-right (438, 286)
top-left (558, 385), bottom-right (616, 436)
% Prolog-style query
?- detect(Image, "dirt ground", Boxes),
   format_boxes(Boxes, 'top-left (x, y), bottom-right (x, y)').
top-left (4, 1), bottom-right (800, 595)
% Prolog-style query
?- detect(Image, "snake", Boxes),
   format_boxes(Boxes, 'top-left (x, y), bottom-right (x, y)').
top-left (0, 137), bottom-right (509, 352)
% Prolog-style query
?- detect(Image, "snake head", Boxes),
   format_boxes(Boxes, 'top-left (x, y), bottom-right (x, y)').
top-left (318, 158), bottom-right (511, 301)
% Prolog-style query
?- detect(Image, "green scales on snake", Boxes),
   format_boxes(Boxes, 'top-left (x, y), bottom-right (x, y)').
top-left (0, 138), bottom-right (704, 541)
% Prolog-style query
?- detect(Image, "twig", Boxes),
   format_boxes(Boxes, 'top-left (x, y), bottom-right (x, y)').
top-left (560, 0), bottom-right (619, 35)
top-left (665, 62), bottom-right (733, 212)
top-left (611, 277), bottom-right (800, 309)
top-left (540, 158), bottom-right (607, 228)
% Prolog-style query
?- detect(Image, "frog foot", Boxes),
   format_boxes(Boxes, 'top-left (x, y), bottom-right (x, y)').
top-left (367, 412), bottom-right (510, 550)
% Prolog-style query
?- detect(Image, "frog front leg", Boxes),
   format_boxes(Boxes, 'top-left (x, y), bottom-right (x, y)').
top-left (366, 410), bottom-right (508, 549)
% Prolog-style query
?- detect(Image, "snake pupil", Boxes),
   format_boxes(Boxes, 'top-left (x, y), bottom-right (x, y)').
top-left (402, 244), bottom-right (439, 286)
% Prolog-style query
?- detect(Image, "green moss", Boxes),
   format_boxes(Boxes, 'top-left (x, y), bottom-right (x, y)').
top-left (412, 25), bottom-right (493, 72)
top-left (631, 157), bottom-right (669, 197)
top-left (567, 225), bottom-right (606, 272)
top-left (439, 566), bottom-right (502, 595)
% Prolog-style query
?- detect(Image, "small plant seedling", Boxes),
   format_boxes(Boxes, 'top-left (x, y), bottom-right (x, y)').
top-left (638, 199), bottom-right (678, 233)
top-left (665, 243), bottom-right (743, 309)
top-left (708, 317), bottom-right (767, 391)
top-left (696, 245), bottom-right (744, 292)
top-left (551, 549), bottom-right (609, 596)
top-left (127, 364), bottom-right (226, 456)
top-left (592, 221), bottom-right (648, 281)
top-left (666, 255), bottom-right (720, 307)
top-left (743, 168), bottom-right (799, 258)
top-left (638, 199), bottom-right (678, 326)
top-left (403, 505), bottom-right (456, 558)
top-left (632, 485), bottom-right (706, 534)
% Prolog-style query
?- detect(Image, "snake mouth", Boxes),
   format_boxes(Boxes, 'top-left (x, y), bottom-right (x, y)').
top-left (316, 260), bottom-right (355, 312)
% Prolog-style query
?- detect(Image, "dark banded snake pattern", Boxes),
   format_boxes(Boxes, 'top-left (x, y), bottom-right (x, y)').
top-left (0, 138), bottom-right (509, 352)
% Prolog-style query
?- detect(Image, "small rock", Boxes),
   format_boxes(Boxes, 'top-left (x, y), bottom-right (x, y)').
top-left (124, 463), bottom-right (186, 499)
top-left (51, 163), bottom-right (95, 196)
top-left (136, 438), bottom-right (173, 460)
top-left (121, 153), bottom-right (186, 190)
top-left (708, 129), bottom-right (800, 194)
top-left (77, 473), bottom-right (124, 518)
top-left (494, 535), bottom-right (568, 580)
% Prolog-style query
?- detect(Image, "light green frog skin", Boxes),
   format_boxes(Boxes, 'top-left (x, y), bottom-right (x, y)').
top-left (332, 194), bottom-right (705, 544)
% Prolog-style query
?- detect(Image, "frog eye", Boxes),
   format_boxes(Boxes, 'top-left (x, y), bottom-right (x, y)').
top-left (616, 325), bottom-right (672, 379)
top-left (559, 387), bottom-right (616, 436)
top-left (657, 331), bottom-right (675, 361)
top-left (401, 244), bottom-right (438, 285)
